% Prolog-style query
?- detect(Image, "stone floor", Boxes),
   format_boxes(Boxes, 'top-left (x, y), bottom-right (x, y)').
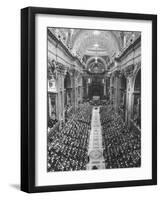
top-left (86, 106), bottom-right (105, 170)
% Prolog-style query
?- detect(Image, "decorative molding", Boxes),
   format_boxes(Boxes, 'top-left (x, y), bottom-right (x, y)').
top-left (55, 61), bottom-right (67, 76)
top-left (48, 59), bottom-right (69, 78)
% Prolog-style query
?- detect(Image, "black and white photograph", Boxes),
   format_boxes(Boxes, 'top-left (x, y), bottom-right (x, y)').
top-left (20, 6), bottom-right (157, 193)
top-left (47, 28), bottom-right (141, 172)
top-left (0, 0), bottom-right (159, 197)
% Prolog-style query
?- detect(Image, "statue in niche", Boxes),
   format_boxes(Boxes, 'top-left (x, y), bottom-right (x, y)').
top-left (48, 59), bottom-right (57, 80)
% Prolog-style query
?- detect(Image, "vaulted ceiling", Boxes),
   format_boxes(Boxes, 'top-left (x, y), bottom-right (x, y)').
top-left (49, 28), bottom-right (140, 72)
top-left (51, 28), bottom-right (122, 56)
top-left (69, 30), bottom-right (121, 58)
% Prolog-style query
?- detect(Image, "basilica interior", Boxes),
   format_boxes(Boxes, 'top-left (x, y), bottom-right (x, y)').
top-left (47, 28), bottom-right (141, 172)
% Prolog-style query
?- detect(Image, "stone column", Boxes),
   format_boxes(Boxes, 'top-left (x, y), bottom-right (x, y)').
top-left (48, 93), bottom-right (52, 118)
top-left (57, 74), bottom-right (62, 121)
top-left (103, 78), bottom-right (106, 96)
top-left (115, 77), bottom-right (120, 112)
top-left (124, 65), bottom-right (134, 127)
top-left (115, 70), bottom-right (122, 112)
top-left (87, 83), bottom-right (89, 97)
top-left (81, 86), bottom-right (83, 102)
top-left (61, 75), bottom-right (65, 122)
top-left (55, 92), bottom-right (59, 120)
top-left (111, 71), bottom-right (120, 112)
top-left (79, 77), bottom-right (83, 103)
top-left (71, 69), bottom-right (76, 111)
top-left (55, 62), bottom-right (66, 123)
top-left (110, 75), bottom-right (114, 103)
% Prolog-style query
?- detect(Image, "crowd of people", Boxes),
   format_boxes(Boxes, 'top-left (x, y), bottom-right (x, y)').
top-left (100, 106), bottom-right (141, 169)
top-left (47, 103), bottom-right (92, 172)
top-left (48, 102), bottom-right (141, 172)
top-left (74, 103), bottom-right (92, 125)
top-left (48, 118), bottom-right (58, 129)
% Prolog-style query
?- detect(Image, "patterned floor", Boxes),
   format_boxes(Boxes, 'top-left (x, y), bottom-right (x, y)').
top-left (86, 107), bottom-right (105, 170)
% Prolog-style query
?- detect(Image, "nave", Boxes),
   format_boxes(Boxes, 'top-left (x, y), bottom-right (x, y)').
top-left (48, 103), bottom-right (141, 172)
top-left (47, 28), bottom-right (141, 172)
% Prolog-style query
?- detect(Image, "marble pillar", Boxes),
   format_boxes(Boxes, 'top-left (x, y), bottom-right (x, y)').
top-left (125, 77), bottom-right (133, 127)
top-left (103, 78), bottom-right (106, 96)
top-left (48, 93), bottom-right (52, 118)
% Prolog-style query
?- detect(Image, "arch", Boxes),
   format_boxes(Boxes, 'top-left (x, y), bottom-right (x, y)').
top-left (86, 56), bottom-right (107, 68)
top-left (88, 62), bottom-right (105, 74)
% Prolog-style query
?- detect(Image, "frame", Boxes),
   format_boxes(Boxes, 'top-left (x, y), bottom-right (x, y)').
top-left (21, 6), bottom-right (157, 193)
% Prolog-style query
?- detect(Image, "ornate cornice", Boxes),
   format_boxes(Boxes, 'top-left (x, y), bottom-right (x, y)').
top-left (55, 61), bottom-right (67, 76)
top-left (48, 59), bottom-right (68, 78)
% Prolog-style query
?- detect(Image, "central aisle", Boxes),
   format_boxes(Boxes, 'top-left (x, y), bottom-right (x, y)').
top-left (86, 106), bottom-right (105, 170)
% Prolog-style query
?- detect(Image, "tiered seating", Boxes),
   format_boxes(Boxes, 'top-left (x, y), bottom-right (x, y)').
top-left (47, 104), bottom-right (92, 172)
top-left (100, 106), bottom-right (141, 169)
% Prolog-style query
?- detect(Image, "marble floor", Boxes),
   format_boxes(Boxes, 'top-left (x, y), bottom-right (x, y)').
top-left (86, 106), bottom-right (105, 170)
